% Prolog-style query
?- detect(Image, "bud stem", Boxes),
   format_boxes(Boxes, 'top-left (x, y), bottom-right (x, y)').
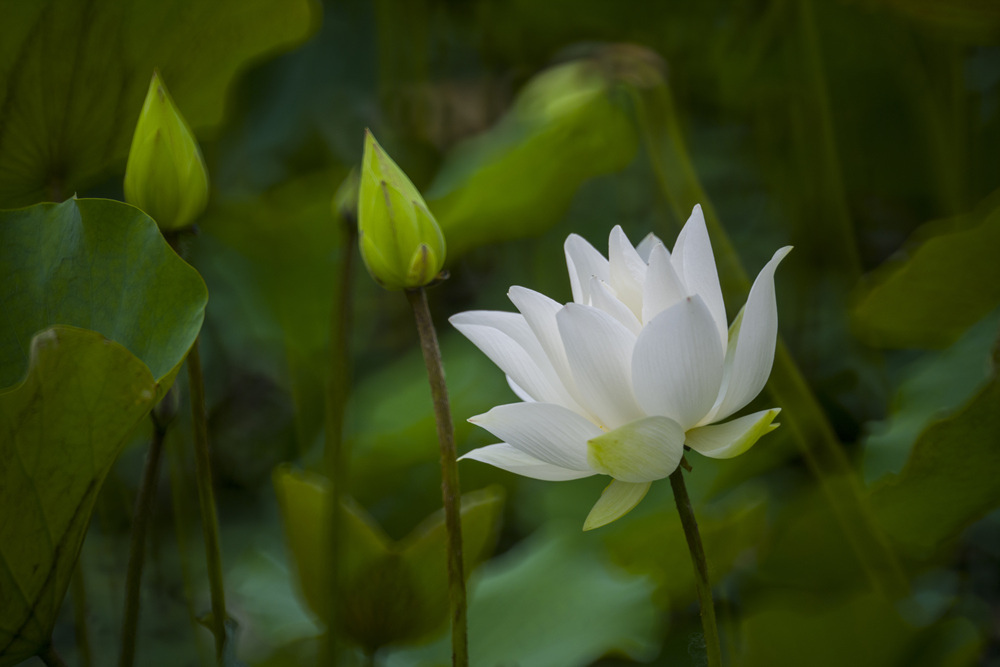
top-left (669, 463), bottom-right (722, 667)
top-left (405, 287), bottom-right (468, 667)
top-left (185, 339), bottom-right (228, 662)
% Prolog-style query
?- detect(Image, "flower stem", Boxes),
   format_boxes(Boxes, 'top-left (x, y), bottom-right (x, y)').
top-left (186, 339), bottom-right (228, 661)
top-left (119, 400), bottom-right (170, 667)
top-left (405, 287), bottom-right (468, 667)
top-left (322, 214), bottom-right (358, 666)
top-left (669, 465), bottom-right (722, 667)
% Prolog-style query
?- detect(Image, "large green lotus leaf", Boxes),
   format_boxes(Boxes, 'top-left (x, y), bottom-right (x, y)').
top-left (274, 468), bottom-right (504, 652)
top-left (0, 198), bottom-right (207, 393)
top-left (871, 340), bottom-right (1000, 557)
top-left (0, 326), bottom-right (158, 665)
top-left (426, 57), bottom-right (638, 257)
top-left (0, 0), bottom-right (319, 207)
top-left (852, 195), bottom-right (1000, 348)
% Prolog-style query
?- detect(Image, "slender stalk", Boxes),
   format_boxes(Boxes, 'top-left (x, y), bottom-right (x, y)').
top-left (669, 465), bottom-right (722, 667)
top-left (119, 404), bottom-right (170, 667)
top-left (405, 287), bottom-right (468, 667)
top-left (322, 215), bottom-right (358, 666)
top-left (71, 561), bottom-right (93, 667)
top-left (186, 340), bottom-right (228, 661)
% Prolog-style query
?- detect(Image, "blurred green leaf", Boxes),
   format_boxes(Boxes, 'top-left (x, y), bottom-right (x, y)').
top-left (387, 529), bottom-right (659, 667)
top-left (274, 468), bottom-right (504, 652)
top-left (0, 326), bottom-right (158, 665)
top-left (0, 0), bottom-right (319, 207)
top-left (853, 194), bottom-right (1000, 348)
top-left (193, 169), bottom-right (346, 444)
top-left (862, 309), bottom-right (1000, 482)
top-left (0, 198), bottom-right (207, 394)
top-left (872, 337), bottom-right (1000, 556)
top-left (427, 57), bottom-right (638, 256)
top-left (739, 592), bottom-right (921, 667)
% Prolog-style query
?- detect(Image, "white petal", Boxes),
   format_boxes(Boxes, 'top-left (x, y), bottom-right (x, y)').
top-left (583, 479), bottom-right (651, 530)
top-left (686, 408), bottom-right (780, 459)
top-left (565, 234), bottom-right (609, 304)
top-left (608, 226), bottom-right (646, 316)
top-left (470, 402), bottom-right (602, 471)
top-left (508, 286), bottom-right (587, 410)
top-left (632, 296), bottom-right (725, 429)
top-left (670, 205), bottom-right (727, 347)
top-left (641, 242), bottom-right (686, 324)
top-left (506, 375), bottom-right (534, 402)
top-left (460, 444), bottom-right (594, 481)
top-left (708, 246), bottom-right (792, 422)
top-left (451, 310), bottom-right (577, 408)
top-left (557, 304), bottom-right (644, 430)
top-left (635, 232), bottom-right (663, 263)
top-left (589, 277), bottom-right (641, 335)
top-left (586, 416), bottom-right (685, 483)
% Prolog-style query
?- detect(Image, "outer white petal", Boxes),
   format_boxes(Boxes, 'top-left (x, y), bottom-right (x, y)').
top-left (608, 226), bottom-right (646, 317)
top-left (451, 310), bottom-right (577, 409)
top-left (565, 233), bottom-right (610, 305)
top-left (589, 277), bottom-right (641, 335)
top-left (708, 246), bottom-right (792, 422)
top-left (557, 304), bottom-right (644, 430)
top-left (641, 242), bottom-right (686, 324)
top-left (686, 408), bottom-right (780, 459)
top-left (583, 479), bottom-right (651, 530)
top-left (586, 416), bottom-right (685, 483)
top-left (635, 232), bottom-right (663, 263)
top-left (508, 286), bottom-right (588, 412)
top-left (670, 205), bottom-right (727, 348)
top-left (460, 444), bottom-right (594, 481)
top-left (632, 296), bottom-right (725, 429)
top-left (469, 402), bottom-right (601, 471)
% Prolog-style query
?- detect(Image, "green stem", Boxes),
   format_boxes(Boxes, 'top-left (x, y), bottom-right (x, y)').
top-left (405, 287), bottom-right (468, 667)
top-left (669, 465), bottom-right (722, 667)
top-left (629, 81), bottom-right (908, 598)
top-left (38, 644), bottom-right (68, 667)
top-left (187, 340), bottom-right (228, 661)
top-left (119, 405), bottom-right (170, 667)
top-left (71, 560), bottom-right (93, 667)
top-left (322, 216), bottom-right (358, 666)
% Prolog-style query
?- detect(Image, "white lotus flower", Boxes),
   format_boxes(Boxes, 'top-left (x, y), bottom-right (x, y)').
top-left (451, 206), bottom-right (791, 529)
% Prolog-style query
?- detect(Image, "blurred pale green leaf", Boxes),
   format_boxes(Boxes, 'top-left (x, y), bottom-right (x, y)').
top-left (0, 0), bottom-right (319, 207)
top-left (193, 169), bottom-right (346, 443)
top-left (387, 529), bottom-right (659, 667)
top-left (274, 468), bottom-right (504, 652)
top-left (853, 194), bottom-right (1000, 348)
top-left (862, 309), bottom-right (1000, 482)
top-left (0, 326), bottom-right (158, 665)
top-left (872, 338), bottom-right (1000, 556)
top-left (426, 57), bottom-right (638, 256)
top-left (0, 198), bottom-right (207, 394)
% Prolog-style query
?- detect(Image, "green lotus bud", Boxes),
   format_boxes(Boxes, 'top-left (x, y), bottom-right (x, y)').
top-left (124, 70), bottom-right (209, 232)
top-left (358, 130), bottom-right (445, 290)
